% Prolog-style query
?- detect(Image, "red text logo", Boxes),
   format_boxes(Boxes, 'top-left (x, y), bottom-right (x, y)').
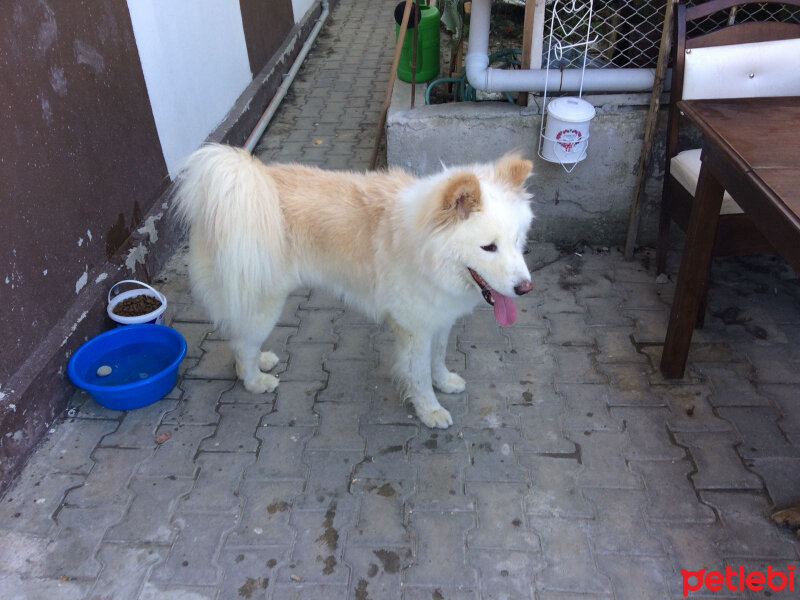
top-left (681, 565), bottom-right (795, 596)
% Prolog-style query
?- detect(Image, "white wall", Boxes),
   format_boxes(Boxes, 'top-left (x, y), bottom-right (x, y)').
top-left (292, 0), bottom-right (316, 23)
top-left (127, 0), bottom-right (253, 178)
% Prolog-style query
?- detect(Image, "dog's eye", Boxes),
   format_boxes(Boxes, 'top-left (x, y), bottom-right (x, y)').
top-left (481, 243), bottom-right (497, 252)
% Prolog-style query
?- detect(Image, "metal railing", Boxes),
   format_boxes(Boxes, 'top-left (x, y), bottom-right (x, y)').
top-left (538, 1), bottom-right (800, 70)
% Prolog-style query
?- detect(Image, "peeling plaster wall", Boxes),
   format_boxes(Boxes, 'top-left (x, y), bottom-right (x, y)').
top-left (0, 0), bottom-right (330, 492)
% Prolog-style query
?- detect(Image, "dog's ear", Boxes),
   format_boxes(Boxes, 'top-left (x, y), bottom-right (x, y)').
top-left (419, 172), bottom-right (482, 230)
top-left (440, 172), bottom-right (482, 222)
top-left (495, 154), bottom-right (533, 188)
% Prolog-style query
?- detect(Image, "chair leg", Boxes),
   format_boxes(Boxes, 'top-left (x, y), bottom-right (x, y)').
top-left (695, 289), bottom-right (707, 329)
top-left (656, 199), bottom-right (671, 275)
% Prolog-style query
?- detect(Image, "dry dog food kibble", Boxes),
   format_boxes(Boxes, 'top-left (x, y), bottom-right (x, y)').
top-left (112, 294), bottom-right (162, 317)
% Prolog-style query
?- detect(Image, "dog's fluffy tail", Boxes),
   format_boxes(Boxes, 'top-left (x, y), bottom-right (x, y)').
top-left (172, 143), bottom-right (286, 322)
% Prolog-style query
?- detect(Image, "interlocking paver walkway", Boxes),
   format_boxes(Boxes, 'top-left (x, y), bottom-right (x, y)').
top-left (2, 1), bottom-right (800, 598)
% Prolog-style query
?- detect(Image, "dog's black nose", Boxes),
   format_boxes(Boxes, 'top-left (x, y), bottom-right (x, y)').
top-left (514, 280), bottom-right (532, 296)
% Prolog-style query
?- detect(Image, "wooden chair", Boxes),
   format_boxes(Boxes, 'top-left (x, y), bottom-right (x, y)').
top-left (655, 0), bottom-right (800, 277)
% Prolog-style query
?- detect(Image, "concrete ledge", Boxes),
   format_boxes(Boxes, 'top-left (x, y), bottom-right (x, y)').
top-left (387, 80), bottom-right (669, 248)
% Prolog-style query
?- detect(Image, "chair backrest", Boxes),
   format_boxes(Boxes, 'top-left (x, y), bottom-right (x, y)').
top-left (665, 0), bottom-right (800, 159)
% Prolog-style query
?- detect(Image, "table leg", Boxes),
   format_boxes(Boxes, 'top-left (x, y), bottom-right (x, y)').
top-left (660, 156), bottom-right (725, 378)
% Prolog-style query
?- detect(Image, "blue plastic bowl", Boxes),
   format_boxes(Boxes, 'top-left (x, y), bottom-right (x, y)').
top-left (67, 324), bottom-right (187, 410)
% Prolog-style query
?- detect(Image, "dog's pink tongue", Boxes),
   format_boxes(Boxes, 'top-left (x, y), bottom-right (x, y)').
top-left (490, 290), bottom-right (517, 326)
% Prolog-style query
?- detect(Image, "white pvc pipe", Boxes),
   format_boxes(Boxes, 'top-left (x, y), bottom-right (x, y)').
top-left (244, 1), bottom-right (330, 153)
top-left (465, 0), bottom-right (658, 94)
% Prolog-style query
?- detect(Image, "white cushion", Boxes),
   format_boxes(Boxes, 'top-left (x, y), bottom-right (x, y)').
top-left (683, 38), bottom-right (800, 100)
top-left (670, 149), bottom-right (744, 215)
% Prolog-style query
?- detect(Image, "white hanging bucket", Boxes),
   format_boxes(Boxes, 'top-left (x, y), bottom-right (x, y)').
top-left (107, 280), bottom-right (167, 326)
top-left (540, 97), bottom-right (596, 165)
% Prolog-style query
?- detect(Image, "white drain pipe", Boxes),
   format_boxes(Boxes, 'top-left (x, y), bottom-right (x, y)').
top-left (465, 0), bottom-right (658, 94)
top-left (244, 0), bottom-right (330, 152)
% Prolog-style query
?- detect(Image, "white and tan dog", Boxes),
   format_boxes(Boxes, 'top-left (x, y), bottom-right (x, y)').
top-left (173, 144), bottom-right (533, 428)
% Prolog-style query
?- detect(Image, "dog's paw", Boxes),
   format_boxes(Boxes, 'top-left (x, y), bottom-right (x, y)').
top-left (243, 373), bottom-right (279, 394)
top-left (434, 371), bottom-right (466, 394)
top-left (418, 406), bottom-right (453, 429)
top-left (259, 351), bottom-right (279, 371)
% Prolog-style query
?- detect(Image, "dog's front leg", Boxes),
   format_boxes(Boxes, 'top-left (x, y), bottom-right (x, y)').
top-left (431, 327), bottom-right (466, 394)
top-left (391, 320), bottom-right (453, 429)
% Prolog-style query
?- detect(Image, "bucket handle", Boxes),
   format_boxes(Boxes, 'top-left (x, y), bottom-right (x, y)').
top-left (108, 280), bottom-right (165, 304)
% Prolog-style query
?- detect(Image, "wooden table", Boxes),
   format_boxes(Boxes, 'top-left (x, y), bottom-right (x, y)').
top-left (660, 96), bottom-right (800, 378)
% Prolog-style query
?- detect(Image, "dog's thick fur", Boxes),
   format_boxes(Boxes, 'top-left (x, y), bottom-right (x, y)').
top-left (173, 144), bottom-right (533, 428)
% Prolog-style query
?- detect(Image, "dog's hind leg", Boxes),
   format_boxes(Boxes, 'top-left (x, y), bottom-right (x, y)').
top-left (390, 319), bottom-right (453, 429)
top-left (431, 326), bottom-right (466, 394)
top-left (229, 298), bottom-right (285, 394)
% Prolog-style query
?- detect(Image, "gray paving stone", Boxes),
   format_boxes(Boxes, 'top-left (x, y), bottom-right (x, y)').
top-left (468, 549), bottom-right (538, 600)
top-left (696, 363), bottom-right (771, 407)
top-left (466, 482), bottom-right (539, 551)
top-left (349, 478), bottom-right (412, 547)
top-left (227, 480), bottom-right (301, 547)
top-left (105, 475), bottom-right (192, 544)
top-left (528, 516), bottom-right (613, 595)
top-left (647, 522), bottom-right (730, 598)
top-left (64, 447), bottom-right (151, 507)
top-left (630, 459), bottom-right (715, 523)
top-left (598, 363), bottom-right (668, 407)
top-left (219, 379), bottom-right (279, 404)
top-left (87, 543), bottom-right (166, 600)
top-left (178, 452), bottom-right (254, 513)
top-left (0, 573), bottom-right (90, 600)
top-left (296, 450), bottom-right (362, 511)
top-left (44, 418), bottom-right (118, 474)
top-left (460, 383), bottom-right (518, 429)
top-left (404, 511), bottom-right (478, 588)
top-left (137, 424), bottom-right (215, 478)
top-left (673, 432), bottom-right (762, 490)
top-left (700, 491), bottom-right (798, 559)
top-left (247, 426), bottom-right (314, 481)
top-left (716, 407), bottom-right (800, 459)
top-left (355, 424), bottom-right (417, 480)
top-left (558, 383), bottom-right (623, 433)
top-left (520, 455), bottom-right (594, 520)
top-left (745, 345), bottom-right (800, 384)
top-left (306, 403), bottom-right (367, 452)
top-left (319, 359), bottom-right (380, 403)
top-left (68, 388), bottom-right (126, 420)
top-left (216, 546), bottom-right (288, 600)
top-left (594, 326), bottom-right (647, 363)
top-left (329, 324), bottom-right (376, 361)
top-left (543, 313), bottom-right (594, 347)
top-left (584, 297), bottom-right (633, 326)
top-left (0, 470), bottom-right (83, 536)
top-left (612, 407), bottom-right (685, 461)
top-left (185, 339), bottom-right (236, 380)
top-left (292, 309), bottom-right (340, 344)
top-left (760, 383), bottom-right (800, 435)
top-left (403, 588), bottom-right (479, 600)
top-left (553, 347), bottom-right (606, 384)
top-left (281, 342), bottom-right (333, 383)
top-left (743, 457), bottom-right (800, 508)
top-left (595, 555), bottom-right (671, 600)
top-left (569, 431), bottom-right (642, 490)
top-left (407, 452), bottom-right (474, 512)
top-left (276, 505), bottom-right (354, 585)
top-left (198, 403), bottom-right (270, 453)
top-left (582, 488), bottom-right (665, 556)
top-left (99, 399), bottom-right (179, 449)
top-left (150, 512), bottom-right (237, 586)
top-left (463, 428), bottom-right (526, 482)
top-left (661, 385), bottom-right (733, 433)
top-left (171, 321), bottom-right (214, 359)
top-left (46, 506), bottom-right (124, 578)
top-left (164, 379), bottom-right (227, 425)
top-left (344, 545), bottom-right (413, 600)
